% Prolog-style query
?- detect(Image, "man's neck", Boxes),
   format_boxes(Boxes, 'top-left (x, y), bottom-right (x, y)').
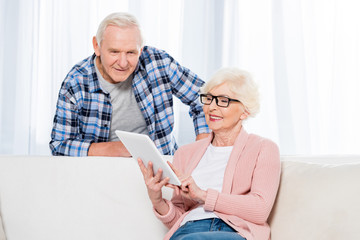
top-left (95, 56), bottom-right (104, 78)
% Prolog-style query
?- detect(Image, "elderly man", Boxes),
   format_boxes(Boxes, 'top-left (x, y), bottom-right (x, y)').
top-left (50, 12), bottom-right (209, 157)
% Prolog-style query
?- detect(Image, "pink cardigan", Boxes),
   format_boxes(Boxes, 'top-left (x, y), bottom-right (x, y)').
top-left (155, 128), bottom-right (281, 240)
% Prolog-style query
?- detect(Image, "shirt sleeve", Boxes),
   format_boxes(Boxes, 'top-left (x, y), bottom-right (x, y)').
top-left (49, 87), bottom-right (92, 156)
top-left (167, 58), bottom-right (210, 136)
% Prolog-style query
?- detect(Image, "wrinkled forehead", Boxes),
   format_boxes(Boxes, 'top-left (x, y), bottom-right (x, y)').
top-left (101, 25), bottom-right (142, 49)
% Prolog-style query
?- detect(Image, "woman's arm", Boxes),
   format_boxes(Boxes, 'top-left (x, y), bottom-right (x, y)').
top-left (137, 159), bottom-right (171, 215)
top-left (204, 139), bottom-right (281, 224)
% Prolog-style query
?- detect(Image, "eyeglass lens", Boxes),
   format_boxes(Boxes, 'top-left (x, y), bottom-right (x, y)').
top-left (201, 94), bottom-right (230, 107)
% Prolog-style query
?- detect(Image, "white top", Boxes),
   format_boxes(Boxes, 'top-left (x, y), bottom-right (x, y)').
top-left (95, 58), bottom-right (148, 141)
top-left (180, 144), bottom-right (233, 225)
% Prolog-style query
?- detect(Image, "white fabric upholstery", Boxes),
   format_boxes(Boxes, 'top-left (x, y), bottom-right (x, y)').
top-left (0, 213), bottom-right (5, 240)
top-left (0, 155), bottom-right (359, 240)
top-left (0, 156), bottom-right (168, 240)
top-left (269, 159), bottom-right (360, 240)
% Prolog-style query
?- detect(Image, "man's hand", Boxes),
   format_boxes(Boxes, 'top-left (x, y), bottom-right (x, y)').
top-left (196, 133), bottom-right (210, 141)
top-left (88, 141), bottom-right (131, 157)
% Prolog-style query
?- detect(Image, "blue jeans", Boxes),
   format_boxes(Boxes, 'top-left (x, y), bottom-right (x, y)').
top-left (170, 218), bottom-right (247, 240)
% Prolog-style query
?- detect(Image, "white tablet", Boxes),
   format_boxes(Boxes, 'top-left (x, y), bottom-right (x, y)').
top-left (115, 130), bottom-right (181, 186)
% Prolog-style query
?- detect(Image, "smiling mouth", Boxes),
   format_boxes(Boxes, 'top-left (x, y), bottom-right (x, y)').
top-left (114, 68), bottom-right (126, 72)
top-left (209, 115), bottom-right (222, 121)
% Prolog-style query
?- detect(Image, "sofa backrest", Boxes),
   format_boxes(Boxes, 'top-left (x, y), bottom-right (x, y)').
top-left (0, 156), bottom-right (168, 240)
top-left (269, 159), bottom-right (360, 240)
top-left (0, 155), bottom-right (359, 240)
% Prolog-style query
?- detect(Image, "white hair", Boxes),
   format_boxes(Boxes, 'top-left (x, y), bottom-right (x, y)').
top-left (201, 67), bottom-right (260, 117)
top-left (96, 12), bottom-right (144, 47)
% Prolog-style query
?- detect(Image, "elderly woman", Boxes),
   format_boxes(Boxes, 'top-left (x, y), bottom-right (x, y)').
top-left (138, 68), bottom-right (281, 240)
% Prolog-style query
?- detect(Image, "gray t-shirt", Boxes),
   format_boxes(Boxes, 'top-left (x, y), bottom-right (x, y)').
top-left (95, 58), bottom-right (148, 141)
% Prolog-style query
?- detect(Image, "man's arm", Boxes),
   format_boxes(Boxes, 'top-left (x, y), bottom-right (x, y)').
top-left (88, 141), bottom-right (131, 157)
top-left (50, 91), bottom-right (92, 156)
top-left (195, 133), bottom-right (210, 141)
top-left (50, 92), bottom-right (131, 157)
top-left (168, 59), bottom-right (210, 136)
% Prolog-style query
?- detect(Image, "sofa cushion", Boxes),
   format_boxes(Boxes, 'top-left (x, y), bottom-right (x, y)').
top-left (268, 161), bottom-right (360, 240)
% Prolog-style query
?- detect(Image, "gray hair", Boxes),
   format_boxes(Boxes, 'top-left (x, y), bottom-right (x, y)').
top-left (201, 68), bottom-right (260, 117)
top-left (96, 12), bottom-right (144, 47)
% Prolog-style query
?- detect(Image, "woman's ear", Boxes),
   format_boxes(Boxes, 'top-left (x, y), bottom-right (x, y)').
top-left (240, 110), bottom-right (249, 120)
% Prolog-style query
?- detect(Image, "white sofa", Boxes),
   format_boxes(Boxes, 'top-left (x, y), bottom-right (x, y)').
top-left (0, 155), bottom-right (359, 240)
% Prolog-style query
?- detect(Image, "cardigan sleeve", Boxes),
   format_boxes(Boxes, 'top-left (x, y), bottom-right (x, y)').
top-left (153, 145), bottom-right (199, 228)
top-left (204, 188), bottom-right (219, 211)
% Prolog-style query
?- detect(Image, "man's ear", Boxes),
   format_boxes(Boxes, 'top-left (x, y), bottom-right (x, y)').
top-left (93, 36), bottom-right (100, 56)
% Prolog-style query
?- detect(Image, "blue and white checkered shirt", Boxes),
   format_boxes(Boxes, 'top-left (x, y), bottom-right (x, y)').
top-left (50, 46), bottom-right (209, 156)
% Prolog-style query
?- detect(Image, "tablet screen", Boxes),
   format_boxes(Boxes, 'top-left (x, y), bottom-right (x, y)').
top-left (115, 130), bottom-right (181, 186)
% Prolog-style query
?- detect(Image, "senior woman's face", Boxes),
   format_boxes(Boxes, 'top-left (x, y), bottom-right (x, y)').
top-left (202, 83), bottom-right (246, 134)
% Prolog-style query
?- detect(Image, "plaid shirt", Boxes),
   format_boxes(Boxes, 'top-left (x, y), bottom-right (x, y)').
top-left (50, 46), bottom-right (209, 156)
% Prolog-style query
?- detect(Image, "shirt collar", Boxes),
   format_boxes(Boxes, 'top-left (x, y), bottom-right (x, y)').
top-left (89, 54), bottom-right (104, 93)
top-left (134, 46), bottom-right (147, 73)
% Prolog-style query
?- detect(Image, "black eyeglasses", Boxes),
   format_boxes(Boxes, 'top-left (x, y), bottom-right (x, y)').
top-left (199, 94), bottom-right (241, 108)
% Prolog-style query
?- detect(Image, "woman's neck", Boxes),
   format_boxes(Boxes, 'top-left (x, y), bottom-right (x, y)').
top-left (212, 125), bottom-right (242, 147)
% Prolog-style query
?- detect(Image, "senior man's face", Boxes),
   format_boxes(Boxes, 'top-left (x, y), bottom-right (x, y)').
top-left (93, 25), bottom-right (142, 84)
top-left (203, 83), bottom-right (247, 134)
